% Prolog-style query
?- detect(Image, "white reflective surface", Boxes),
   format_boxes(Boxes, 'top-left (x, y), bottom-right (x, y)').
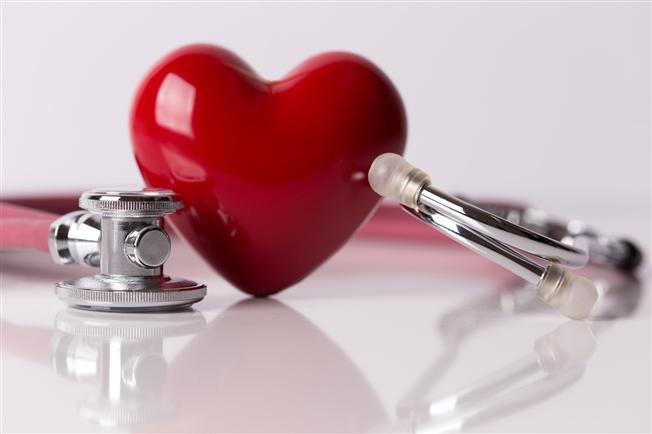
top-left (1, 215), bottom-right (650, 433)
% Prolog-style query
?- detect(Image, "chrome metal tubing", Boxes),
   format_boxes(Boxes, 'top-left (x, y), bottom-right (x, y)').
top-left (457, 199), bottom-right (642, 271)
top-left (419, 186), bottom-right (589, 268)
top-left (402, 206), bottom-right (545, 284)
top-left (368, 153), bottom-right (641, 280)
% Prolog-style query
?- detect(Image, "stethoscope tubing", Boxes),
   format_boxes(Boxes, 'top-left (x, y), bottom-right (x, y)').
top-left (0, 202), bottom-right (56, 253)
top-left (0, 198), bottom-right (457, 254)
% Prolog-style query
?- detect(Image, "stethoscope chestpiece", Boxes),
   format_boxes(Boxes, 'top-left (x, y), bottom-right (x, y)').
top-left (49, 188), bottom-right (206, 312)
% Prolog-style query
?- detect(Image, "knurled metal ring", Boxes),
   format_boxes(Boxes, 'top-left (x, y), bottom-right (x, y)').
top-left (79, 188), bottom-right (183, 217)
top-left (55, 276), bottom-right (206, 312)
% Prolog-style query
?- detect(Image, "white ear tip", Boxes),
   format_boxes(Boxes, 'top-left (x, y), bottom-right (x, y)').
top-left (558, 275), bottom-right (599, 320)
top-left (368, 153), bottom-right (430, 208)
top-left (536, 265), bottom-right (598, 320)
top-left (368, 153), bottom-right (408, 197)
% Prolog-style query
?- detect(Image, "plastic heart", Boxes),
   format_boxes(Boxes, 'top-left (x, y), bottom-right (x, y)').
top-left (131, 44), bottom-right (406, 296)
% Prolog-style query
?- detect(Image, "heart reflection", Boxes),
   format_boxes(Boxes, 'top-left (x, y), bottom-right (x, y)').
top-left (150, 299), bottom-right (388, 433)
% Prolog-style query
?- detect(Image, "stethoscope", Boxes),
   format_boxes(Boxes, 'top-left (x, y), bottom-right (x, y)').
top-left (1, 153), bottom-right (642, 318)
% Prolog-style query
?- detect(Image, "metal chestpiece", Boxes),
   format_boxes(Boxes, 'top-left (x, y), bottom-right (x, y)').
top-left (49, 188), bottom-right (206, 312)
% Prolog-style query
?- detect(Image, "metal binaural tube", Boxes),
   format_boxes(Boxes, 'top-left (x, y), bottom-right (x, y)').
top-left (368, 153), bottom-right (587, 268)
top-left (418, 187), bottom-right (589, 268)
top-left (368, 153), bottom-right (602, 320)
top-left (402, 206), bottom-right (544, 284)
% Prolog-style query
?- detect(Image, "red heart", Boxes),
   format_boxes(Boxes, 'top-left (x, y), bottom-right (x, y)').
top-left (131, 44), bottom-right (406, 296)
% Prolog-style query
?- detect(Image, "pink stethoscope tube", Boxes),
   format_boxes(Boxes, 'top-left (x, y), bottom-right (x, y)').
top-left (0, 202), bottom-right (57, 253)
top-left (0, 198), bottom-right (455, 254)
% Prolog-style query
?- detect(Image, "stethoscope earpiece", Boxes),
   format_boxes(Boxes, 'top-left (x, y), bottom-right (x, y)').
top-left (369, 153), bottom-right (641, 320)
top-left (49, 188), bottom-right (206, 312)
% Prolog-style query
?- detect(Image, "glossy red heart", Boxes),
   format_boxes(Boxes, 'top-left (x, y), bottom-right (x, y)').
top-left (131, 44), bottom-right (406, 296)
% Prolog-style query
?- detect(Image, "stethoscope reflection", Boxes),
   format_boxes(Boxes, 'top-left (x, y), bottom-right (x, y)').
top-left (0, 272), bottom-right (641, 432)
top-left (48, 299), bottom-right (388, 433)
top-left (390, 273), bottom-right (642, 433)
top-left (400, 321), bottom-right (594, 433)
top-left (50, 309), bottom-right (206, 428)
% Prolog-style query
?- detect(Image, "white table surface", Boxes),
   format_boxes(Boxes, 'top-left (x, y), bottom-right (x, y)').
top-left (1, 208), bottom-right (650, 433)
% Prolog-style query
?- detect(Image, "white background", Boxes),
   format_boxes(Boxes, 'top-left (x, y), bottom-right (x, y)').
top-left (2, 3), bottom-right (650, 220)
top-left (1, 4), bottom-right (651, 433)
